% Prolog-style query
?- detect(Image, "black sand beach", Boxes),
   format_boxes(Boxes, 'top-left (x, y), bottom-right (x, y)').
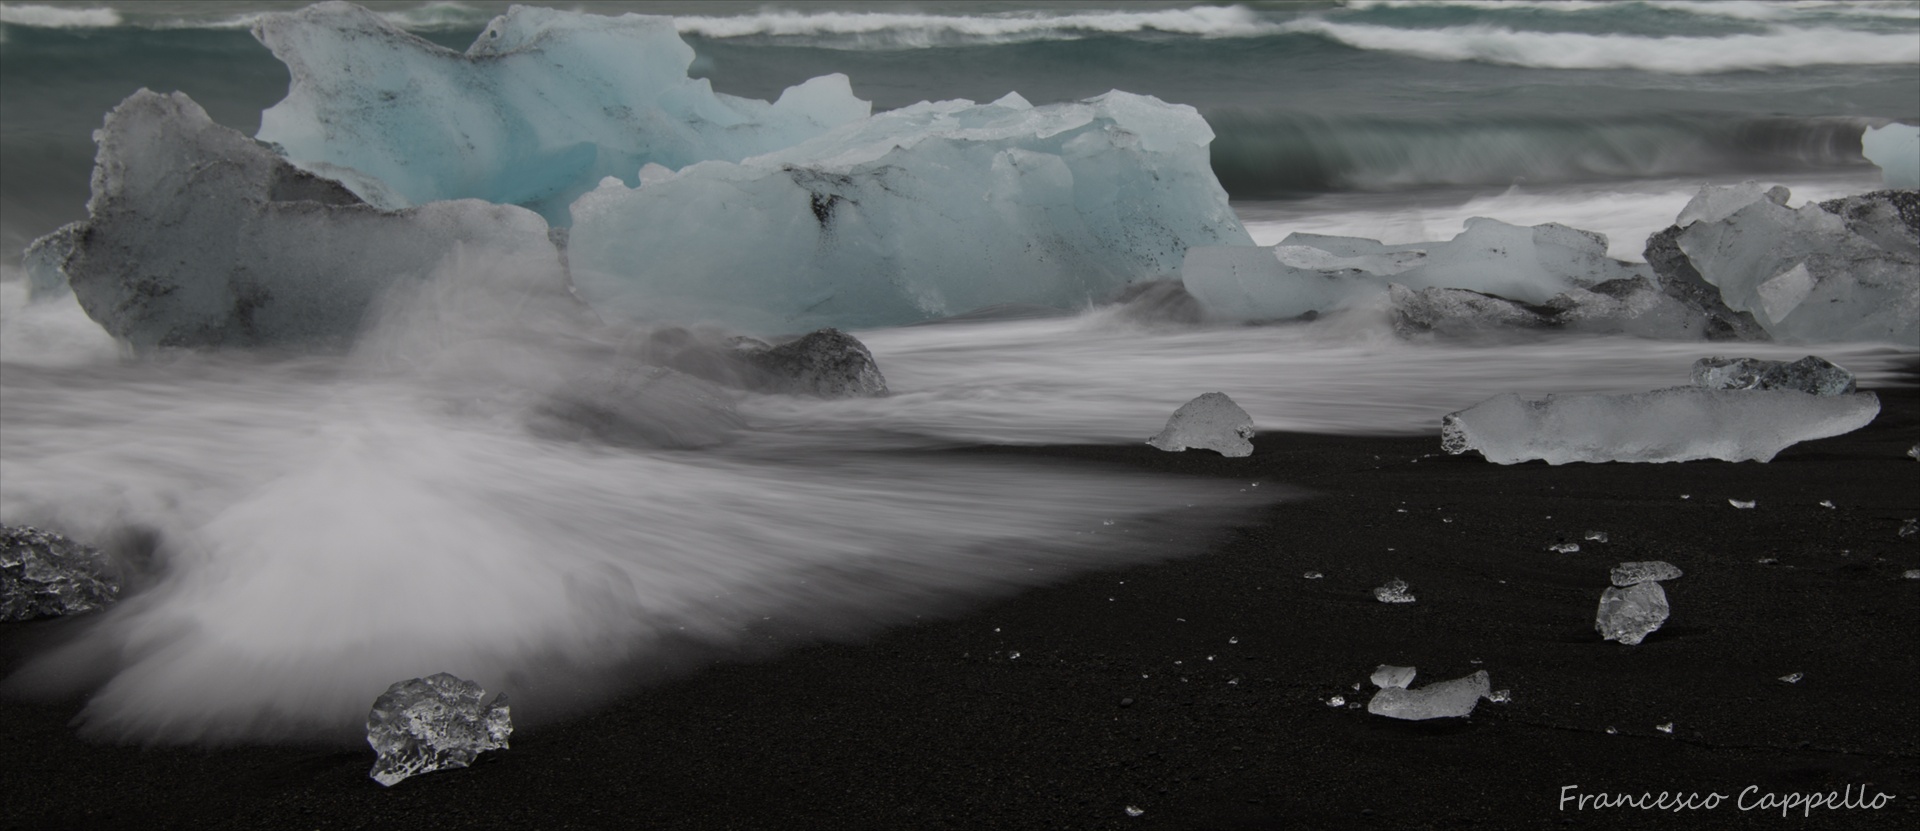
top-left (5, 363), bottom-right (1917, 831)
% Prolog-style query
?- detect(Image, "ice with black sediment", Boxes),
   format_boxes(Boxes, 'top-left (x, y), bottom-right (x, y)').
top-left (1610, 561), bottom-right (1683, 587)
top-left (1440, 386), bottom-right (1880, 465)
top-left (1366, 668), bottom-right (1492, 720)
top-left (367, 673), bottom-right (512, 786)
top-left (1691, 355), bottom-right (1856, 396)
top-left (1147, 392), bottom-right (1255, 457)
top-left (1, 525), bottom-right (119, 621)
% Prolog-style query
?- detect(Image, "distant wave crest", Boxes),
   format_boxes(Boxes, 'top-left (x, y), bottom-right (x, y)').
top-left (674, 6), bottom-right (1281, 48)
top-left (1287, 18), bottom-right (1920, 72)
top-left (0, 3), bottom-right (121, 28)
top-left (1344, 0), bottom-right (1920, 22)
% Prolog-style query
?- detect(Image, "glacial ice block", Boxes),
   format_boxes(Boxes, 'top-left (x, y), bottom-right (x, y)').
top-left (253, 2), bottom-right (869, 222)
top-left (367, 673), bottom-right (511, 787)
top-left (1147, 392), bottom-right (1255, 457)
top-left (1440, 387), bottom-right (1880, 464)
top-left (1366, 670), bottom-right (1491, 720)
top-left (1596, 581), bottom-right (1669, 645)
top-left (1, 525), bottom-right (119, 621)
top-left (1862, 123), bottom-right (1919, 190)
top-left (40, 90), bottom-right (566, 351)
top-left (1675, 185), bottom-right (1918, 343)
top-left (1370, 665), bottom-right (1417, 690)
top-left (568, 91), bottom-right (1251, 332)
top-left (1691, 356), bottom-right (1855, 396)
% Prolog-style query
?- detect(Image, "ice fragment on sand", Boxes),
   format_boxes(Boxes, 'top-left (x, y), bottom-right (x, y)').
top-left (1, 525), bottom-right (119, 621)
top-left (1440, 387), bottom-right (1880, 465)
top-left (37, 90), bottom-right (567, 351)
top-left (1366, 669), bottom-right (1492, 720)
top-left (1370, 665), bottom-right (1417, 690)
top-left (1901, 519), bottom-right (1918, 539)
top-left (1487, 689), bottom-right (1512, 704)
top-left (1125, 806), bottom-right (1145, 818)
top-left (252, 3), bottom-right (869, 222)
top-left (367, 673), bottom-right (512, 787)
top-left (1903, 569), bottom-right (1920, 580)
top-left (1585, 531), bottom-right (1609, 543)
top-left (1862, 123), bottom-right (1920, 189)
top-left (1373, 578), bottom-right (1416, 604)
top-left (1302, 571), bottom-right (1324, 580)
top-left (1656, 722), bottom-right (1674, 734)
top-left (1548, 543), bottom-right (1580, 554)
top-left (1909, 443), bottom-right (1920, 461)
top-left (1596, 581), bottom-right (1670, 645)
top-left (1326, 695), bottom-right (1346, 707)
top-left (1610, 560), bottom-right (1684, 587)
top-left (1779, 672), bottom-right (1804, 684)
top-left (1148, 392), bottom-right (1255, 457)
top-left (1729, 499), bottom-right (1756, 509)
top-left (1691, 356), bottom-right (1856, 396)
top-left (571, 90), bottom-right (1250, 332)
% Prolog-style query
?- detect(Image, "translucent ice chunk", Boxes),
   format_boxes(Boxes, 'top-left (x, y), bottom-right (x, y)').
top-left (1729, 499), bottom-right (1756, 509)
top-left (1366, 670), bottom-right (1491, 720)
top-left (1148, 392), bottom-right (1255, 457)
top-left (1674, 180), bottom-right (1791, 228)
top-left (1779, 672), bottom-right (1804, 684)
top-left (1440, 387), bottom-right (1880, 465)
top-left (1584, 531), bottom-right (1609, 543)
top-left (1548, 543), bottom-right (1580, 554)
top-left (1610, 560), bottom-right (1684, 587)
top-left (1909, 443), bottom-right (1919, 461)
top-left (252, 3), bottom-right (869, 222)
top-left (1370, 665), bottom-right (1417, 689)
top-left (1862, 123), bottom-right (1920, 190)
top-left (1302, 571), bottom-right (1324, 580)
top-left (1901, 519), bottom-right (1918, 539)
top-left (1904, 569), bottom-right (1920, 580)
top-left (1373, 578), bottom-right (1416, 604)
top-left (367, 672), bottom-right (512, 787)
top-left (1595, 581), bottom-right (1669, 645)
top-left (1656, 722), bottom-right (1674, 734)
top-left (1, 525), bottom-right (119, 621)
top-left (1691, 356), bottom-right (1857, 396)
top-left (1326, 695), bottom-right (1345, 707)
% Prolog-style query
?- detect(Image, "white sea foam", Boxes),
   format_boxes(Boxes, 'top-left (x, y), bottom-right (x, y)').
top-left (673, 5), bottom-right (1280, 48)
top-left (0, 3), bottom-right (120, 28)
top-left (1285, 18), bottom-right (1920, 73)
top-left (1344, 1), bottom-right (1920, 21)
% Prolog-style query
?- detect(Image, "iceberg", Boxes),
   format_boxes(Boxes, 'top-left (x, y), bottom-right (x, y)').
top-left (1596, 581), bottom-right (1669, 645)
top-left (1366, 669), bottom-right (1491, 720)
top-left (568, 91), bottom-right (1251, 333)
top-left (37, 90), bottom-right (568, 351)
top-left (252, 2), bottom-right (869, 222)
top-left (1862, 123), bottom-right (1919, 190)
top-left (2, 525), bottom-right (119, 621)
top-left (1440, 387), bottom-right (1880, 464)
top-left (1147, 392), bottom-right (1255, 457)
top-left (367, 673), bottom-right (512, 787)
top-left (1690, 356), bottom-right (1856, 396)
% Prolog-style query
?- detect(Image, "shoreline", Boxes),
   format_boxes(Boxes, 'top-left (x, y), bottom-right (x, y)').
top-left (5, 364), bottom-right (1917, 830)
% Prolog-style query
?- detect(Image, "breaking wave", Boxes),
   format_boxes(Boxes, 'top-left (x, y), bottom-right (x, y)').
top-left (1346, 0), bottom-right (1920, 21)
top-left (0, 3), bottom-right (120, 28)
top-left (673, 6), bottom-right (1279, 48)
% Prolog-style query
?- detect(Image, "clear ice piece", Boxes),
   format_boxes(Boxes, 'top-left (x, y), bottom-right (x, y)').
top-left (1584, 531), bottom-right (1609, 543)
top-left (1691, 356), bottom-right (1857, 396)
top-left (1729, 499), bottom-right (1756, 509)
top-left (1373, 578), bottom-right (1416, 604)
top-left (1903, 569), bottom-right (1920, 580)
top-left (367, 673), bottom-right (512, 787)
top-left (1548, 543), bottom-right (1580, 554)
top-left (1779, 672), bottom-right (1804, 684)
top-left (1, 525), bottom-right (120, 621)
top-left (1302, 571), bottom-right (1324, 580)
top-left (1908, 443), bottom-right (1919, 461)
top-left (1125, 806), bottom-right (1145, 818)
top-left (1326, 695), bottom-right (1346, 708)
top-left (1610, 560), bottom-right (1684, 587)
top-left (1370, 664), bottom-right (1417, 689)
top-left (1656, 722), bottom-right (1674, 734)
top-left (1596, 581), bottom-right (1670, 645)
top-left (1900, 519), bottom-right (1917, 539)
top-left (1441, 387), bottom-right (1879, 465)
top-left (1862, 123), bottom-right (1920, 189)
top-left (1147, 392), bottom-right (1255, 457)
top-left (1487, 689), bottom-right (1512, 704)
top-left (1366, 670), bottom-right (1492, 721)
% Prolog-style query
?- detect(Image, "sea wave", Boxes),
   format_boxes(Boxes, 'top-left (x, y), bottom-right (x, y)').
top-left (1285, 18), bottom-right (1920, 72)
top-left (672, 5), bottom-right (1280, 48)
top-left (1344, 0), bottom-right (1920, 21)
top-left (0, 3), bottom-right (120, 28)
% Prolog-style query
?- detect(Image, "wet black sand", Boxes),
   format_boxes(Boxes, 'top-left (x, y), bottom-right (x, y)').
top-left (6, 366), bottom-right (1917, 830)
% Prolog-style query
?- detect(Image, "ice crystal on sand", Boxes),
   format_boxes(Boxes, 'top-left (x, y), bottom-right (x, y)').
top-left (1441, 387), bottom-right (1879, 464)
top-left (367, 673), bottom-right (512, 787)
top-left (1610, 561), bottom-right (1684, 587)
top-left (1147, 392), bottom-right (1255, 457)
top-left (1596, 581), bottom-right (1670, 645)
top-left (1367, 669), bottom-right (1492, 720)
top-left (1373, 578), bottom-right (1416, 604)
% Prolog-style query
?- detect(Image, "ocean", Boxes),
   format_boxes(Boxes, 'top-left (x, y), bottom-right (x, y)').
top-left (0, 0), bottom-right (1916, 743)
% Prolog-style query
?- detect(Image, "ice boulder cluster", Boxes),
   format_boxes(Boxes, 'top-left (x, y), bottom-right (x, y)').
top-left (1596, 561), bottom-right (1683, 645)
top-left (1147, 392), bottom-right (1255, 457)
top-left (2, 525), bottom-right (119, 621)
top-left (367, 673), bottom-right (512, 786)
top-left (1365, 665), bottom-right (1495, 720)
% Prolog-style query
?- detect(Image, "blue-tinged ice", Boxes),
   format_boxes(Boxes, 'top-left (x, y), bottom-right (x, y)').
top-left (252, 2), bottom-right (870, 223)
top-left (568, 91), bottom-right (1250, 333)
top-left (1862, 123), bottom-right (1919, 190)
top-left (38, 90), bottom-right (566, 351)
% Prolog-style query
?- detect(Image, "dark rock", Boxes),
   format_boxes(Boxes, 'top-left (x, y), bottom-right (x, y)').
top-left (735, 329), bottom-right (889, 399)
top-left (2, 525), bottom-right (119, 621)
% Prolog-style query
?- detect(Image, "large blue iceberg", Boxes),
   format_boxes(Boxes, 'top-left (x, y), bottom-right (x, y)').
top-left (252, 2), bottom-right (871, 223)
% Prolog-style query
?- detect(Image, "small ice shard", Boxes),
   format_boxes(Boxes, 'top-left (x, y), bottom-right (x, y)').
top-left (1862, 123), bottom-right (1920, 189)
top-left (1757, 557), bottom-right (1780, 565)
top-left (1125, 806), bottom-right (1145, 818)
top-left (1819, 500), bottom-right (1835, 509)
top-left (367, 673), bottom-right (512, 787)
top-left (1440, 387), bottom-right (1880, 465)
top-left (1373, 578), bottom-right (1416, 604)
top-left (1326, 695), bottom-right (1346, 707)
top-left (1548, 543), bottom-right (1580, 554)
top-left (1148, 392), bottom-right (1255, 457)
top-left (1596, 581), bottom-right (1670, 645)
top-left (1909, 443), bottom-right (1919, 461)
top-left (1900, 519), bottom-right (1918, 539)
top-left (1729, 499), bottom-right (1756, 509)
top-left (1903, 569), bottom-right (1920, 580)
top-left (1610, 560), bottom-right (1684, 587)
top-left (1656, 722), bottom-right (1674, 734)
top-left (1779, 672), bottom-right (1804, 684)
top-left (1584, 531), bottom-right (1609, 543)
top-left (1366, 670), bottom-right (1492, 720)
top-left (1691, 356), bottom-right (1857, 396)
top-left (1, 525), bottom-right (120, 621)
top-left (1487, 689), bottom-right (1512, 704)
top-left (1370, 665), bottom-right (1417, 690)
top-left (1606, 726), bottom-right (1618, 735)
top-left (1302, 571), bottom-right (1324, 580)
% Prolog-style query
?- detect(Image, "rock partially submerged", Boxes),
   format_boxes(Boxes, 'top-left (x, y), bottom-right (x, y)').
top-left (1, 525), bottom-right (119, 622)
top-left (1691, 355), bottom-right (1856, 395)
top-left (367, 673), bottom-right (512, 787)
top-left (732, 329), bottom-right (889, 398)
top-left (1147, 392), bottom-right (1254, 457)
top-left (1366, 668), bottom-right (1492, 720)
top-left (1441, 386), bottom-right (1880, 464)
